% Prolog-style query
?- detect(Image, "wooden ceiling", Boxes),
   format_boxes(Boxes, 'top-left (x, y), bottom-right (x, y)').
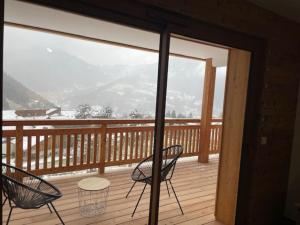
top-left (248, 0), bottom-right (300, 24)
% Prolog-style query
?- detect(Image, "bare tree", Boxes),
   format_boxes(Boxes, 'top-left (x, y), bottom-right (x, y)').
top-left (75, 104), bottom-right (92, 119)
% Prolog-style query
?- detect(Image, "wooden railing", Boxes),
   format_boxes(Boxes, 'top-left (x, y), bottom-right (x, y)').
top-left (2, 118), bottom-right (222, 175)
top-left (209, 119), bottom-right (223, 154)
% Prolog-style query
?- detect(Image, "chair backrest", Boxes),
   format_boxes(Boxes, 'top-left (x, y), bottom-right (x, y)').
top-left (132, 145), bottom-right (183, 183)
top-left (2, 163), bottom-right (61, 208)
top-left (161, 145), bottom-right (183, 181)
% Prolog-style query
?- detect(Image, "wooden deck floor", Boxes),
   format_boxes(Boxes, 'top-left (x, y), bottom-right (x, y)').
top-left (3, 156), bottom-right (219, 225)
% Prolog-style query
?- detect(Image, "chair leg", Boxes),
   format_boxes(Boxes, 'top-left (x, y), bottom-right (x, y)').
top-left (165, 180), bottom-right (170, 197)
top-left (47, 203), bottom-right (53, 213)
top-left (2, 196), bottom-right (7, 206)
top-left (6, 206), bottom-right (13, 225)
top-left (132, 183), bottom-right (147, 217)
top-left (126, 181), bottom-right (137, 198)
top-left (169, 180), bottom-right (184, 215)
top-left (50, 202), bottom-right (65, 225)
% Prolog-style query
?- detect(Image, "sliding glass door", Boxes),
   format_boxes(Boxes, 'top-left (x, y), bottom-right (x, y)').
top-left (3, 2), bottom-right (236, 225)
top-left (3, 2), bottom-right (163, 224)
top-left (148, 32), bottom-right (228, 224)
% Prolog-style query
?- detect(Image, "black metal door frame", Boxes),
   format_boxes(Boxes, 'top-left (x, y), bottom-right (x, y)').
top-left (0, 1), bottom-right (4, 223)
top-left (148, 27), bottom-right (170, 225)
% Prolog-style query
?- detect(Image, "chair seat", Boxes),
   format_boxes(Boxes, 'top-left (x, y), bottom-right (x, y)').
top-left (14, 198), bottom-right (46, 209)
top-left (131, 158), bottom-right (174, 182)
top-left (132, 167), bottom-right (152, 181)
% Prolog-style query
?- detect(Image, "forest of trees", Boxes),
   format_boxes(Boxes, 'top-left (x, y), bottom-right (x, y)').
top-left (75, 104), bottom-right (113, 119)
top-left (165, 110), bottom-right (193, 119)
top-left (75, 104), bottom-right (195, 119)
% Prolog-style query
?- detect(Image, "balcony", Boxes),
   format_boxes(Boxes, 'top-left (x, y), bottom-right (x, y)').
top-left (2, 118), bottom-right (222, 224)
top-left (2, 156), bottom-right (219, 225)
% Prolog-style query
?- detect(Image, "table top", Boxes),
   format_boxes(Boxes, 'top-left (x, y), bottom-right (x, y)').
top-left (78, 177), bottom-right (110, 191)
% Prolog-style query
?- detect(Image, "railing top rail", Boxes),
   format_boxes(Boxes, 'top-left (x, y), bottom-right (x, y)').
top-left (2, 118), bottom-right (205, 126)
top-left (2, 118), bottom-right (222, 126)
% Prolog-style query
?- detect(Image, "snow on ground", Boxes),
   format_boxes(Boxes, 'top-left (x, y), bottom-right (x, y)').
top-left (2, 110), bottom-right (76, 120)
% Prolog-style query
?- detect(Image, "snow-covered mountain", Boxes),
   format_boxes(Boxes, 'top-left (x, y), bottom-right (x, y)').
top-left (4, 26), bottom-right (226, 117)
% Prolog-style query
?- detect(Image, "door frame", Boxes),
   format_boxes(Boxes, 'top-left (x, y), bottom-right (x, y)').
top-left (149, 27), bottom-right (170, 225)
top-left (1, 1), bottom-right (266, 224)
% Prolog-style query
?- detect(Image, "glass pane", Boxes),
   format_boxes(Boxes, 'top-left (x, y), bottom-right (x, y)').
top-left (166, 56), bottom-right (205, 119)
top-left (3, 3), bottom-right (160, 224)
top-left (213, 67), bottom-right (227, 118)
top-left (4, 26), bottom-right (159, 118)
top-left (160, 34), bottom-right (228, 223)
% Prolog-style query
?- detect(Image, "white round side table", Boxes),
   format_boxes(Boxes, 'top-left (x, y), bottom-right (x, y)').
top-left (78, 177), bottom-right (110, 217)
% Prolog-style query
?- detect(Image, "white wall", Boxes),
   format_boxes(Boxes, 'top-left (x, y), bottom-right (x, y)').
top-left (285, 82), bottom-right (300, 222)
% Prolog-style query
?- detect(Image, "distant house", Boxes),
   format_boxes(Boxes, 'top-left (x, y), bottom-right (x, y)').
top-left (46, 108), bottom-right (61, 116)
top-left (15, 107), bottom-right (61, 117)
top-left (15, 109), bottom-right (47, 117)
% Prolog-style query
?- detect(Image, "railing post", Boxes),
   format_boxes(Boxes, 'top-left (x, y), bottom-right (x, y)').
top-left (199, 59), bottom-right (216, 163)
top-left (15, 125), bottom-right (23, 168)
top-left (99, 124), bottom-right (107, 174)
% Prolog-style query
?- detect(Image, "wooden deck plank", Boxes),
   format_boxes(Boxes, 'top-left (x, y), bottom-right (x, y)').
top-left (3, 157), bottom-right (218, 225)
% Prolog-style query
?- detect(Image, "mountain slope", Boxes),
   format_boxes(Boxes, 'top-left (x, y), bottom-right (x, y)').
top-left (4, 26), bottom-right (226, 117)
top-left (3, 72), bottom-right (56, 110)
top-left (64, 58), bottom-right (217, 116)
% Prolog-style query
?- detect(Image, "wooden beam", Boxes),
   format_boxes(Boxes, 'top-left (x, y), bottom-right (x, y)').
top-left (5, 22), bottom-right (206, 62)
top-left (199, 58), bottom-right (216, 163)
top-left (215, 48), bottom-right (251, 225)
top-left (148, 28), bottom-right (170, 225)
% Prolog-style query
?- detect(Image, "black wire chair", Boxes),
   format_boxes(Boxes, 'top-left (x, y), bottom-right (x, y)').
top-left (2, 163), bottom-right (65, 225)
top-left (126, 145), bottom-right (184, 217)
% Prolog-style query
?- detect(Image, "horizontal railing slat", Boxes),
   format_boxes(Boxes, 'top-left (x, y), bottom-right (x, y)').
top-left (2, 118), bottom-right (202, 126)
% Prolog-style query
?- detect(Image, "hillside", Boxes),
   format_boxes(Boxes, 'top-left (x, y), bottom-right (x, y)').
top-left (3, 72), bottom-right (56, 110)
top-left (4, 26), bottom-right (226, 117)
top-left (64, 59), bottom-right (205, 115)
top-left (4, 52), bottom-right (226, 116)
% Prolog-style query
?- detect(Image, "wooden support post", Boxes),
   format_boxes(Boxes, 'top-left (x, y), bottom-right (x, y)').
top-left (215, 49), bottom-right (251, 225)
top-left (15, 125), bottom-right (24, 168)
top-left (199, 58), bottom-right (216, 163)
top-left (99, 124), bottom-right (107, 174)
